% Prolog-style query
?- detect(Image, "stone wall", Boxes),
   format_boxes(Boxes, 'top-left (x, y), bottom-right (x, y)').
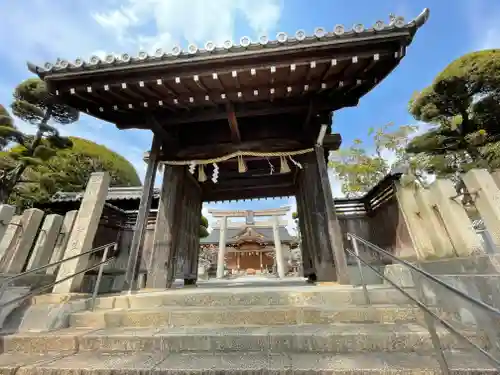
top-left (0, 172), bottom-right (111, 295)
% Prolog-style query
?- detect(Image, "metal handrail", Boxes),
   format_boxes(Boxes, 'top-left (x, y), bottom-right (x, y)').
top-left (0, 242), bottom-right (115, 288)
top-left (0, 242), bottom-right (117, 313)
top-left (346, 233), bottom-right (500, 373)
top-left (347, 233), bottom-right (500, 318)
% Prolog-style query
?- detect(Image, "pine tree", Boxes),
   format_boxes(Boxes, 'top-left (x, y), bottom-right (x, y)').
top-left (0, 78), bottom-right (79, 204)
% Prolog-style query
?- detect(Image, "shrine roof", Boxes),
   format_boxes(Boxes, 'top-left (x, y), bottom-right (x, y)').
top-left (25, 9), bottom-right (430, 129)
top-left (30, 9), bottom-right (429, 78)
top-left (201, 226), bottom-right (296, 245)
top-left (50, 186), bottom-right (153, 202)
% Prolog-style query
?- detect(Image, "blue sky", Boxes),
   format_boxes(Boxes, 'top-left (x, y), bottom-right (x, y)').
top-left (0, 0), bottom-right (498, 229)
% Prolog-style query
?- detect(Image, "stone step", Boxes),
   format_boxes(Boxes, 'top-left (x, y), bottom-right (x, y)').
top-left (2, 324), bottom-right (484, 354)
top-left (69, 305), bottom-right (433, 329)
top-left (0, 350), bottom-right (495, 374)
top-left (93, 286), bottom-right (417, 310)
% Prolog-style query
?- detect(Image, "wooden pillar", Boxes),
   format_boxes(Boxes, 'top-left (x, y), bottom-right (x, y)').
top-left (183, 175), bottom-right (202, 286)
top-left (296, 151), bottom-right (348, 284)
top-left (295, 191), bottom-right (314, 278)
top-left (123, 134), bottom-right (160, 291)
top-left (166, 171), bottom-right (186, 288)
top-left (314, 145), bottom-right (349, 284)
top-left (146, 165), bottom-right (183, 289)
top-left (189, 186), bottom-right (202, 284)
top-left (297, 166), bottom-right (319, 281)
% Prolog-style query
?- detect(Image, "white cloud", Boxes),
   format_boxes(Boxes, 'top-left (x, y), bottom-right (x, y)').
top-left (92, 0), bottom-right (283, 52)
top-left (0, 0), bottom-right (284, 186)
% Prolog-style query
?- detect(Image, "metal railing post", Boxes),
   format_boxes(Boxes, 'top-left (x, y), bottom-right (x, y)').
top-left (413, 271), bottom-right (451, 375)
top-left (347, 234), bottom-right (371, 305)
top-left (0, 242), bottom-right (117, 317)
top-left (90, 243), bottom-right (115, 311)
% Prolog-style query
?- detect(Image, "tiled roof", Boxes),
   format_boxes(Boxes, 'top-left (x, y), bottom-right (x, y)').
top-left (201, 226), bottom-right (296, 245)
top-left (51, 186), bottom-right (152, 202)
top-left (28, 9), bottom-right (429, 77)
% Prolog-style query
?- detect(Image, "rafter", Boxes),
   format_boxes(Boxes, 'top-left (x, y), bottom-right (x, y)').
top-left (226, 102), bottom-right (241, 143)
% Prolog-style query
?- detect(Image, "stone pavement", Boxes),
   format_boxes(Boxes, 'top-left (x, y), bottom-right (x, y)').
top-left (0, 276), bottom-right (496, 374)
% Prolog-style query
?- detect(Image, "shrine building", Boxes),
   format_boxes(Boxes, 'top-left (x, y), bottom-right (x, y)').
top-left (28, 8), bottom-right (430, 290)
top-left (200, 208), bottom-right (298, 277)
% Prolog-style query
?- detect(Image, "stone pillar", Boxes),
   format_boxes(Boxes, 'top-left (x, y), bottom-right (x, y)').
top-left (413, 188), bottom-right (455, 258)
top-left (272, 216), bottom-right (286, 278)
top-left (27, 214), bottom-right (64, 270)
top-left (430, 179), bottom-right (483, 256)
top-left (395, 182), bottom-right (435, 260)
top-left (237, 252), bottom-right (240, 270)
top-left (0, 215), bottom-right (21, 270)
top-left (123, 134), bottom-right (160, 291)
top-left (259, 251), bottom-right (263, 272)
top-left (0, 205), bottom-right (15, 245)
top-left (463, 169), bottom-right (500, 250)
top-left (46, 210), bottom-right (78, 275)
top-left (52, 172), bottom-right (111, 294)
top-left (3, 208), bottom-right (44, 273)
top-left (216, 216), bottom-right (227, 279)
top-left (146, 166), bottom-right (183, 289)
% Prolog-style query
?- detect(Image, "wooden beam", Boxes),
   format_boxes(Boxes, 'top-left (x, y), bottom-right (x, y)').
top-left (119, 96), bottom-right (359, 128)
top-left (203, 185), bottom-right (295, 202)
top-left (226, 102), bottom-right (241, 143)
top-left (203, 175), bottom-right (292, 189)
top-left (167, 139), bottom-right (304, 160)
top-left (323, 133), bottom-right (342, 151)
top-left (148, 115), bottom-right (178, 151)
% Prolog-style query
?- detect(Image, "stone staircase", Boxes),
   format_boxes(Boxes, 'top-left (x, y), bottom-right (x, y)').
top-left (0, 284), bottom-right (496, 374)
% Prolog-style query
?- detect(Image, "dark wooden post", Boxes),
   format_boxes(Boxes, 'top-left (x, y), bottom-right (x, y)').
top-left (304, 158), bottom-right (337, 282)
top-left (296, 162), bottom-right (321, 282)
top-left (295, 190), bottom-right (314, 280)
top-left (146, 165), bottom-right (183, 289)
top-left (123, 133), bottom-right (160, 291)
top-left (165, 170), bottom-right (186, 288)
top-left (314, 145), bottom-right (350, 284)
top-left (173, 174), bottom-right (189, 285)
top-left (183, 174), bottom-right (202, 286)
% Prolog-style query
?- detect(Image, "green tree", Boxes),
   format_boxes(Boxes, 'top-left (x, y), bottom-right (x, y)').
top-left (407, 49), bottom-right (500, 176)
top-left (5, 137), bottom-right (141, 209)
top-left (0, 78), bottom-right (79, 204)
top-left (0, 105), bottom-right (17, 151)
top-left (200, 215), bottom-right (209, 238)
top-left (329, 123), bottom-right (426, 197)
